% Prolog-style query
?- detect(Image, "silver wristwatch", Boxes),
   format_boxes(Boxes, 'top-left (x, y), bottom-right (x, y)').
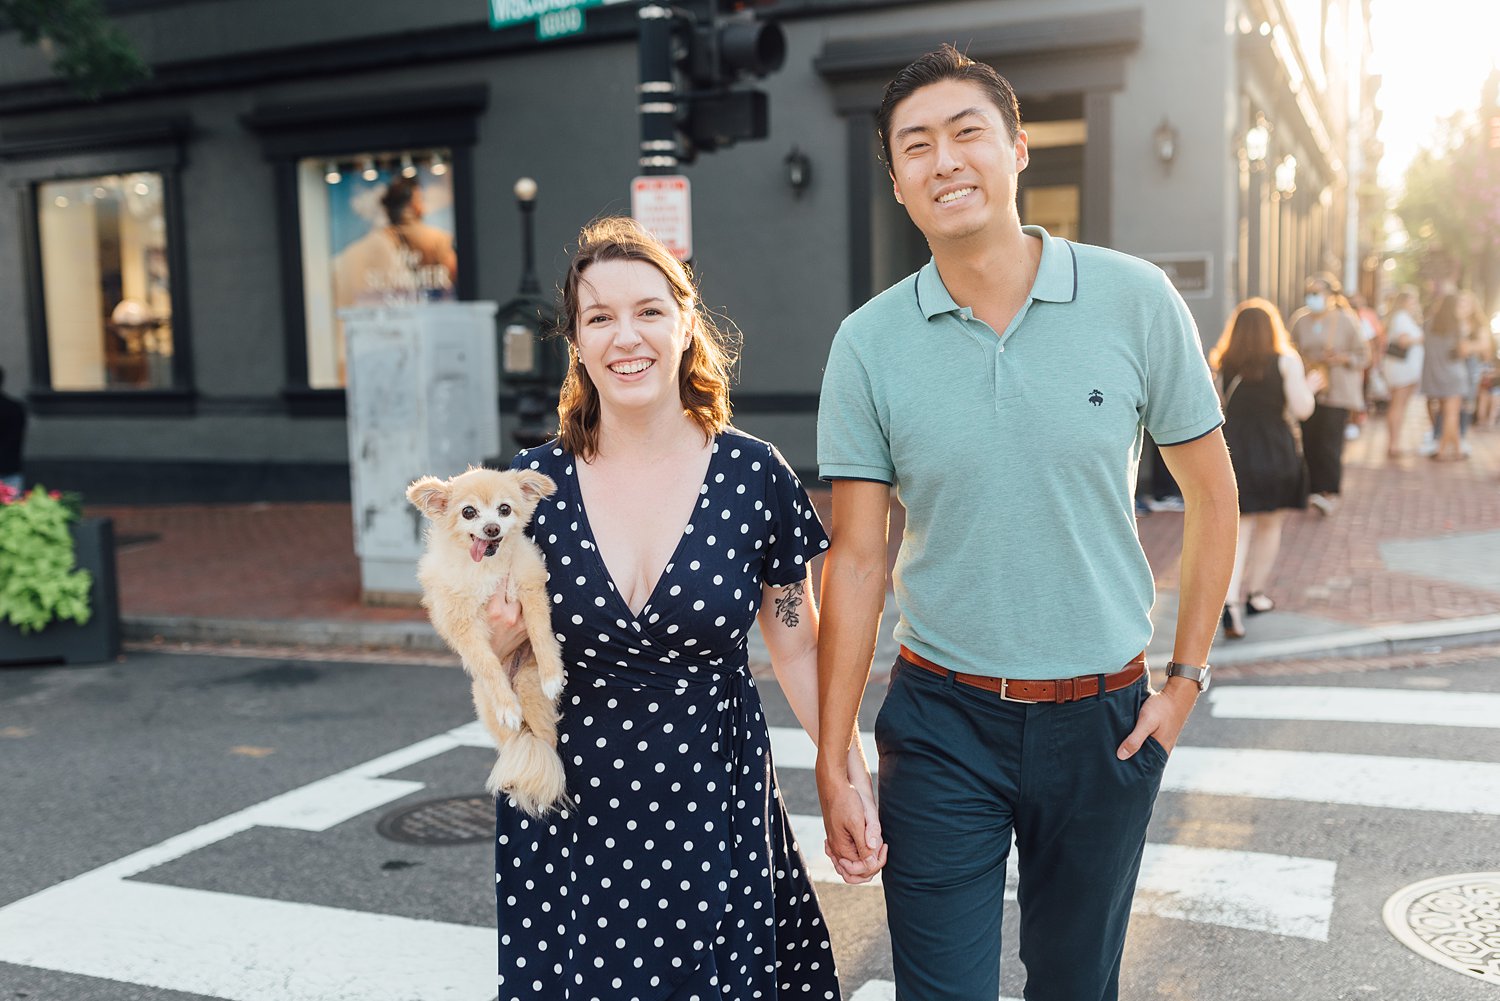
top-left (1165, 660), bottom-right (1211, 693)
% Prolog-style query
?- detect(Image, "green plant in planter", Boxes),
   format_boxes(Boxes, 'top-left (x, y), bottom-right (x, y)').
top-left (0, 484), bottom-right (93, 634)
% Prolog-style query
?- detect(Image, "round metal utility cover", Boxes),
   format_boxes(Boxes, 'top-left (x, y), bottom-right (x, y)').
top-left (377, 794), bottom-right (494, 846)
top-left (1383, 873), bottom-right (1500, 985)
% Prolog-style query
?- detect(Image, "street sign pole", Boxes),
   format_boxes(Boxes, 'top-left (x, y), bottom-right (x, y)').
top-left (637, 3), bottom-right (679, 177)
top-left (634, 3), bottom-right (692, 261)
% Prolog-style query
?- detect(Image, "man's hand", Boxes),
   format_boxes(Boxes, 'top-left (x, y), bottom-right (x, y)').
top-left (1116, 678), bottom-right (1198, 758)
top-left (816, 751), bottom-right (885, 884)
top-left (485, 583), bottom-right (530, 662)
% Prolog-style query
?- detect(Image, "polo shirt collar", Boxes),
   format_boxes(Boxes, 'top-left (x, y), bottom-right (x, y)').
top-left (914, 225), bottom-right (1078, 321)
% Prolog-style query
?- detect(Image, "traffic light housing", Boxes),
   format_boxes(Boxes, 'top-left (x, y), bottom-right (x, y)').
top-left (672, 4), bottom-right (785, 162)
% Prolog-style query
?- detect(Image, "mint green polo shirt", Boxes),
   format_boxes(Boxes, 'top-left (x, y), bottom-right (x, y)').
top-left (817, 226), bottom-right (1223, 679)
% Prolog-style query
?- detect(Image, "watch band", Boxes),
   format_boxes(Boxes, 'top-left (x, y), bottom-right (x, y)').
top-left (1165, 660), bottom-right (1211, 692)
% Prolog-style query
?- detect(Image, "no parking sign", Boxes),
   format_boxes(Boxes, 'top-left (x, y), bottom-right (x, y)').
top-left (631, 175), bottom-right (693, 262)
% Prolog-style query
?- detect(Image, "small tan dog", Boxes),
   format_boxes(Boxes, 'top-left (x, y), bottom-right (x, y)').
top-left (406, 467), bottom-right (568, 816)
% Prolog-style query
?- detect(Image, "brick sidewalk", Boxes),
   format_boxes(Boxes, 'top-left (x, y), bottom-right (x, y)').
top-left (90, 409), bottom-right (1500, 635)
top-left (1139, 411), bottom-right (1500, 626)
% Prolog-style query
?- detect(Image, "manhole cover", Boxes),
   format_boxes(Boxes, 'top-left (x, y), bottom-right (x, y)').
top-left (1383, 873), bottom-right (1500, 985)
top-left (376, 794), bottom-right (494, 846)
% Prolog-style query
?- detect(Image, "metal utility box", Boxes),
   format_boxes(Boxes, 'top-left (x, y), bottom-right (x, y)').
top-left (342, 302), bottom-right (500, 604)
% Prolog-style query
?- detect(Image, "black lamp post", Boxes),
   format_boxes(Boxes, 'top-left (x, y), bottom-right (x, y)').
top-left (498, 177), bottom-right (561, 451)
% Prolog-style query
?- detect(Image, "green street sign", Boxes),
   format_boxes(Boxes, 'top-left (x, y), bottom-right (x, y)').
top-left (537, 6), bottom-right (585, 39)
top-left (488, 0), bottom-right (600, 31)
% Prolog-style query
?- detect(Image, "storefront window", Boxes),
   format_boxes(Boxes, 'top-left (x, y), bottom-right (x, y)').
top-left (297, 148), bottom-right (459, 388)
top-left (36, 172), bottom-right (174, 391)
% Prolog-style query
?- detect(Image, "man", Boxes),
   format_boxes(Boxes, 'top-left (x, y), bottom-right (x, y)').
top-left (814, 47), bottom-right (1237, 1001)
top-left (0, 366), bottom-right (26, 493)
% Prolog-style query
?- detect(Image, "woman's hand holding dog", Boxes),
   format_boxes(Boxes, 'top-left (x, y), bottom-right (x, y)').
top-left (486, 585), bottom-right (532, 663)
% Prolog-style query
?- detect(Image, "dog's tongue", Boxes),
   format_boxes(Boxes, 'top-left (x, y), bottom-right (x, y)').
top-left (469, 537), bottom-right (488, 563)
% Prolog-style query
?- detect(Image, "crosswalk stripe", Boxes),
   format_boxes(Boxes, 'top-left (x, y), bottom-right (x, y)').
top-left (0, 876), bottom-right (494, 1001)
top-left (850, 980), bottom-right (1021, 1001)
top-left (1162, 746), bottom-right (1500, 814)
top-left (769, 727), bottom-right (1500, 816)
top-left (787, 814), bottom-right (1335, 940)
top-left (0, 723), bottom-right (492, 1000)
top-left (768, 726), bottom-right (851, 772)
top-left (1208, 687), bottom-right (1500, 728)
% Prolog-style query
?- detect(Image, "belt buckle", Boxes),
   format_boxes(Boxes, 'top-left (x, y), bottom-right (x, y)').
top-left (997, 677), bottom-right (1035, 704)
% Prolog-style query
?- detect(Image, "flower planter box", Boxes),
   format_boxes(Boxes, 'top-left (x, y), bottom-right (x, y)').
top-left (0, 517), bottom-right (122, 667)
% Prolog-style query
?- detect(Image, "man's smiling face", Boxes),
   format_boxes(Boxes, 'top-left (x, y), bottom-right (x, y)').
top-left (886, 79), bottom-right (1029, 248)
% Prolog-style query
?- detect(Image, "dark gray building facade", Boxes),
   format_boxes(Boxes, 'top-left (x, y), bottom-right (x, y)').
top-left (0, 0), bottom-right (1377, 500)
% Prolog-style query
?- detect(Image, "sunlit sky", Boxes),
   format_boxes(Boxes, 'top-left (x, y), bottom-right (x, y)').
top-left (1369, 0), bottom-right (1500, 190)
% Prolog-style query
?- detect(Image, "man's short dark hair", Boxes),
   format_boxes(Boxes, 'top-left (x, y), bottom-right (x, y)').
top-left (876, 44), bottom-right (1021, 168)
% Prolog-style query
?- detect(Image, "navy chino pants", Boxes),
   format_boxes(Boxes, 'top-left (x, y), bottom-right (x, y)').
top-left (875, 657), bottom-right (1169, 1001)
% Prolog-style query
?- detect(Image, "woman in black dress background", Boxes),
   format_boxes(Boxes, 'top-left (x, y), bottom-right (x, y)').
top-left (1209, 298), bottom-right (1323, 639)
top-left (483, 217), bottom-right (884, 1000)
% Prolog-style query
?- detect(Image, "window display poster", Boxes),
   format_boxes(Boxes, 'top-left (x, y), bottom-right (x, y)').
top-left (300, 152), bottom-right (459, 387)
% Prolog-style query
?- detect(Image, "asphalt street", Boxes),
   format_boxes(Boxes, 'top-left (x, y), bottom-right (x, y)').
top-left (2, 647), bottom-right (1499, 1000)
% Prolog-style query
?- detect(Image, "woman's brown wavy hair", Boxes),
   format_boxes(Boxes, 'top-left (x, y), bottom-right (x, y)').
top-left (554, 217), bottom-right (737, 460)
top-left (1209, 297), bottom-right (1297, 381)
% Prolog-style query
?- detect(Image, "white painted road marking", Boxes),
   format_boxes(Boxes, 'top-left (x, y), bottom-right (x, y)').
top-left (776, 728), bottom-right (1338, 941)
top-left (770, 726), bottom-right (1500, 816)
top-left (0, 723), bottom-right (497, 1001)
top-left (789, 813), bottom-right (1335, 940)
top-left (851, 981), bottom-right (1021, 1001)
top-left (1161, 746), bottom-right (1500, 814)
top-left (1209, 686), bottom-right (1500, 728)
top-left (0, 877), bottom-right (493, 1001)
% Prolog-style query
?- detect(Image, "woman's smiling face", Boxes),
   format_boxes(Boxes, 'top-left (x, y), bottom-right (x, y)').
top-left (574, 258), bottom-right (692, 417)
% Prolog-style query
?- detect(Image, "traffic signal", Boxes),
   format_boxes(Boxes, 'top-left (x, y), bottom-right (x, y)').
top-left (672, 3), bottom-right (786, 162)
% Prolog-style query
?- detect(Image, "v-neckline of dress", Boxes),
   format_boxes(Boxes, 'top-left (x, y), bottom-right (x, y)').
top-left (570, 434), bottom-right (724, 622)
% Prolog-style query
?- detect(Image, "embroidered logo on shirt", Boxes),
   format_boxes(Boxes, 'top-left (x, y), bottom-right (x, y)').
top-left (1088, 389), bottom-right (1104, 407)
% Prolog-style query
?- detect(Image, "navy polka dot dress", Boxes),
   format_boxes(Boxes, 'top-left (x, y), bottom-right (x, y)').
top-left (497, 428), bottom-right (839, 1001)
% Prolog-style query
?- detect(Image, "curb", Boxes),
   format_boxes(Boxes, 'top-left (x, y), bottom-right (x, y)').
top-left (123, 616), bottom-right (447, 652)
top-left (124, 613), bottom-right (1500, 667)
top-left (1204, 613), bottom-right (1500, 665)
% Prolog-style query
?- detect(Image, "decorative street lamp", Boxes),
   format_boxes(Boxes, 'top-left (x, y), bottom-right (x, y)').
top-left (497, 177), bottom-right (562, 451)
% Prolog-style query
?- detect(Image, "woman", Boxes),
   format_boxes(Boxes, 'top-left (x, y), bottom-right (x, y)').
top-left (1380, 287), bottom-right (1425, 457)
top-left (1289, 273), bottom-right (1367, 515)
top-left (1210, 298), bottom-right (1322, 639)
top-left (483, 217), bottom-right (882, 1000)
top-left (1460, 291), bottom-right (1493, 433)
top-left (1421, 290), bottom-right (1479, 461)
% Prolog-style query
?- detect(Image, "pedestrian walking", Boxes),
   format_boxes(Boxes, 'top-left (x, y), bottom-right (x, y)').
top-left (1210, 299), bottom-right (1322, 638)
top-left (1461, 291), bottom-right (1493, 432)
top-left (1380, 287), bottom-right (1425, 457)
top-left (1348, 292), bottom-right (1382, 438)
top-left (0, 366), bottom-right (26, 494)
top-left (1288, 273), bottom-right (1367, 514)
top-left (814, 45), bottom-right (1238, 1001)
top-left (1421, 290), bottom-right (1481, 461)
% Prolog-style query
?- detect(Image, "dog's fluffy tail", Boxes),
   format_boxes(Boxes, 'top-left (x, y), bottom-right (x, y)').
top-left (488, 731), bottom-right (570, 817)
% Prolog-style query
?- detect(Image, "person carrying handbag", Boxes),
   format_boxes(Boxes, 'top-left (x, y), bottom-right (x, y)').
top-left (1211, 299), bottom-right (1323, 638)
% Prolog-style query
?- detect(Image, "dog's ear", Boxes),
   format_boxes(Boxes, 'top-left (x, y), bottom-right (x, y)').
top-left (406, 476), bottom-right (450, 518)
top-left (516, 471), bottom-right (558, 502)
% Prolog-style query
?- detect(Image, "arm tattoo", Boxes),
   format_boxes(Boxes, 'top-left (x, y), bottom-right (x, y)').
top-left (773, 581), bottom-right (805, 628)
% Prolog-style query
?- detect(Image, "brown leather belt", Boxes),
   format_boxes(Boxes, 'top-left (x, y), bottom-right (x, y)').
top-left (898, 645), bottom-right (1147, 704)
